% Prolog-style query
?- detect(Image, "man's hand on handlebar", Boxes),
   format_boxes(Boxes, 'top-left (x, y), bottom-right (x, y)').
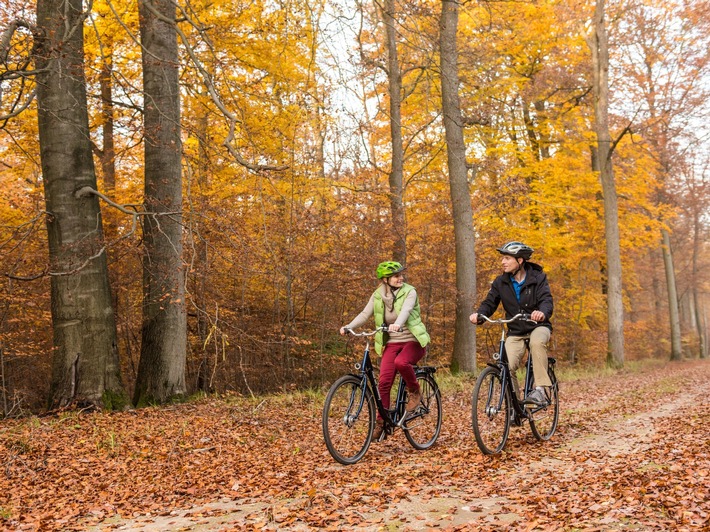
top-left (470, 311), bottom-right (544, 325)
top-left (530, 310), bottom-right (545, 322)
top-left (469, 312), bottom-right (485, 325)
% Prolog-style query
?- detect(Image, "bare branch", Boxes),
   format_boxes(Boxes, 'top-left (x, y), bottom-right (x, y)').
top-left (0, 88), bottom-right (36, 122)
top-left (0, 18), bottom-right (35, 64)
top-left (139, 0), bottom-right (288, 174)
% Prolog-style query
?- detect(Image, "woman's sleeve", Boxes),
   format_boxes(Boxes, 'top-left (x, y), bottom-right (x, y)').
top-left (394, 289), bottom-right (418, 327)
top-left (343, 292), bottom-right (376, 330)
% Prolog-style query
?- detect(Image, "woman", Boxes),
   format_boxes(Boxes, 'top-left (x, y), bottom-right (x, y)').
top-left (340, 261), bottom-right (430, 440)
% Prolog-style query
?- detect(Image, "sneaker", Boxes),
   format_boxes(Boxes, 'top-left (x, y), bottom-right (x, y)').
top-left (525, 387), bottom-right (549, 406)
top-left (372, 419), bottom-right (384, 440)
top-left (406, 388), bottom-right (422, 413)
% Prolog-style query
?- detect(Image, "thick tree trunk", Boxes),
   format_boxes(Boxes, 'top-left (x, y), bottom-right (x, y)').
top-left (661, 229), bottom-right (683, 360)
top-left (35, 0), bottom-right (125, 408)
top-left (133, 0), bottom-right (187, 405)
top-left (382, 0), bottom-right (407, 264)
top-left (440, 0), bottom-right (477, 373)
top-left (587, 0), bottom-right (625, 368)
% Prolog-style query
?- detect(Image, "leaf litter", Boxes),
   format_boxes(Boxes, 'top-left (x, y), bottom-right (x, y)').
top-left (0, 360), bottom-right (708, 530)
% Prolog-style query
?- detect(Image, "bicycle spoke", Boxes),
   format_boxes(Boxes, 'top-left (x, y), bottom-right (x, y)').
top-left (472, 367), bottom-right (511, 454)
top-left (322, 375), bottom-right (374, 465)
top-left (529, 368), bottom-right (559, 441)
top-left (404, 374), bottom-right (442, 450)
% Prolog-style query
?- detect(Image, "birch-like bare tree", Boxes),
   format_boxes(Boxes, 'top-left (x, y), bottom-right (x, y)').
top-left (587, 0), bottom-right (625, 368)
top-left (381, 0), bottom-right (407, 264)
top-left (440, 0), bottom-right (477, 372)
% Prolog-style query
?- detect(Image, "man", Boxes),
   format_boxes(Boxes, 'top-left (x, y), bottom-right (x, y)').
top-left (469, 241), bottom-right (553, 405)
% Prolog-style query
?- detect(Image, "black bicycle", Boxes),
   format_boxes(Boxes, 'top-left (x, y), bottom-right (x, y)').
top-left (322, 326), bottom-right (442, 465)
top-left (471, 313), bottom-right (559, 455)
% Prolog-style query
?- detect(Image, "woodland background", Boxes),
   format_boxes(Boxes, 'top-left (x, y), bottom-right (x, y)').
top-left (0, 0), bottom-right (708, 414)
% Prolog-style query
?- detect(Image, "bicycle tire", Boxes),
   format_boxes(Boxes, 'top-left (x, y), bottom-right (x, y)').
top-left (404, 373), bottom-right (442, 450)
top-left (472, 366), bottom-right (511, 455)
top-left (322, 374), bottom-right (375, 465)
top-left (529, 365), bottom-right (559, 441)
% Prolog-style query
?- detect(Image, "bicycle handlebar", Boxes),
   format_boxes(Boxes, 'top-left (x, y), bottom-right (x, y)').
top-left (342, 324), bottom-right (389, 337)
top-left (477, 313), bottom-right (537, 325)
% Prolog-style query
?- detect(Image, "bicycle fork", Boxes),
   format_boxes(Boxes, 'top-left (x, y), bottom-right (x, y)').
top-left (485, 365), bottom-right (512, 418)
top-left (343, 376), bottom-right (369, 427)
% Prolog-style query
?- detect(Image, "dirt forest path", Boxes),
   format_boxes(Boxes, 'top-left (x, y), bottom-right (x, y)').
top-left (1, 359), bottom-right (709, 531)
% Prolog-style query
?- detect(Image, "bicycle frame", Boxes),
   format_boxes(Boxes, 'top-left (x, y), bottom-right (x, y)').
top-left (482, 314), bottom-right (544, 420)
top-left (472, 313), bottom-right (559, 454)
top-left (347, 327), bottom-right (420, 432)
top-left (323, 327), bottom-right (442, 464)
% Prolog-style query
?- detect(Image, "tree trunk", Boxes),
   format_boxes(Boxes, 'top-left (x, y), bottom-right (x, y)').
top-left (133, 0), bottom-right (187, 405)
top-left (194, 99), bottom-right (211, 392)
top-left (35, 0), bottom-right (125, 408)
top-left (698, 297), bottom-right (709, 359)
top-left (661, 229), bottom-right (683, 360)
top-left (382, 0), bottom-right (407, 264)
top-left (99, 47), bottom-right (116, 192)
top-left (440, 0), bottom-right (477, 373)
top-left (691, 213), bottom-right (707, 359)
top-left (587, 0), bottom-right (624, 368)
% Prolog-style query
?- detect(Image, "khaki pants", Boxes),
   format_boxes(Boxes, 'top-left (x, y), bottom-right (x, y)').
top-left (504, 327), bottom-right (552, 388)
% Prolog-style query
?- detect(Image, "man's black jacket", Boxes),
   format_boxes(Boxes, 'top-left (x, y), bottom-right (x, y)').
top-left (476, 262), bottom-right (553, 336)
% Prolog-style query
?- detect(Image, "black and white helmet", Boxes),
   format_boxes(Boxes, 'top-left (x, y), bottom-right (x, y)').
top-left (497, 241), bottom-right (534, 260)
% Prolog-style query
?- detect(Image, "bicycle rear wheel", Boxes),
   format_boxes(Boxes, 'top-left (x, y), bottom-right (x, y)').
top-left (404, 373), bottom-right (442, 450)
top-left (322, 375), bottom-right (375, 465)
top-left (529, 365), bottom-right (559, 441)
top-left (472, 366), bottom-right (511, 455)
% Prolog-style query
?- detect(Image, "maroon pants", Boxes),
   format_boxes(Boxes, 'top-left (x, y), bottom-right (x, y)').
top-left (378, 341), bottom-right (425, 416)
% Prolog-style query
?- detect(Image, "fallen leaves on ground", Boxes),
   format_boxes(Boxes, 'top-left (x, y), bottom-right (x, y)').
top-left (1, 359), bottom-right (709, 531)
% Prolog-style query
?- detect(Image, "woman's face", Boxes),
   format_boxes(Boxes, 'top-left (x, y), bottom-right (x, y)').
top-left (385, 272), bottom-right (405, 288)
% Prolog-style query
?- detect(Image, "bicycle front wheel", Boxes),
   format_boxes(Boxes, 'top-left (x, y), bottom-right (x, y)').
top-left (472, 366), bottom-right (511, 455)
top-left (322, 375), bottom-right (375, 465)
top-left (404, 373), bottom-right (442, 450)
top-left (529, 365), bottom-right (559, 441)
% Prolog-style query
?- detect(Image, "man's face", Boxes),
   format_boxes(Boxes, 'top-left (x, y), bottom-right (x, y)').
top-left (501, 254), bottom-right (521, 273)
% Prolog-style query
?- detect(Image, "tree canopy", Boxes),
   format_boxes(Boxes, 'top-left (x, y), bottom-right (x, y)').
top-left (0, 0), bottom-right (708, 412)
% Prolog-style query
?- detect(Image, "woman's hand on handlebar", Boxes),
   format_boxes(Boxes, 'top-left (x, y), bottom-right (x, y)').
top-left (340, 324), bottom-right (388, 336)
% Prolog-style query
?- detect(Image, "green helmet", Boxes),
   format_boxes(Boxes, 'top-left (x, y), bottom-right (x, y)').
top-left (376, 261), bottom-right (405, 279)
